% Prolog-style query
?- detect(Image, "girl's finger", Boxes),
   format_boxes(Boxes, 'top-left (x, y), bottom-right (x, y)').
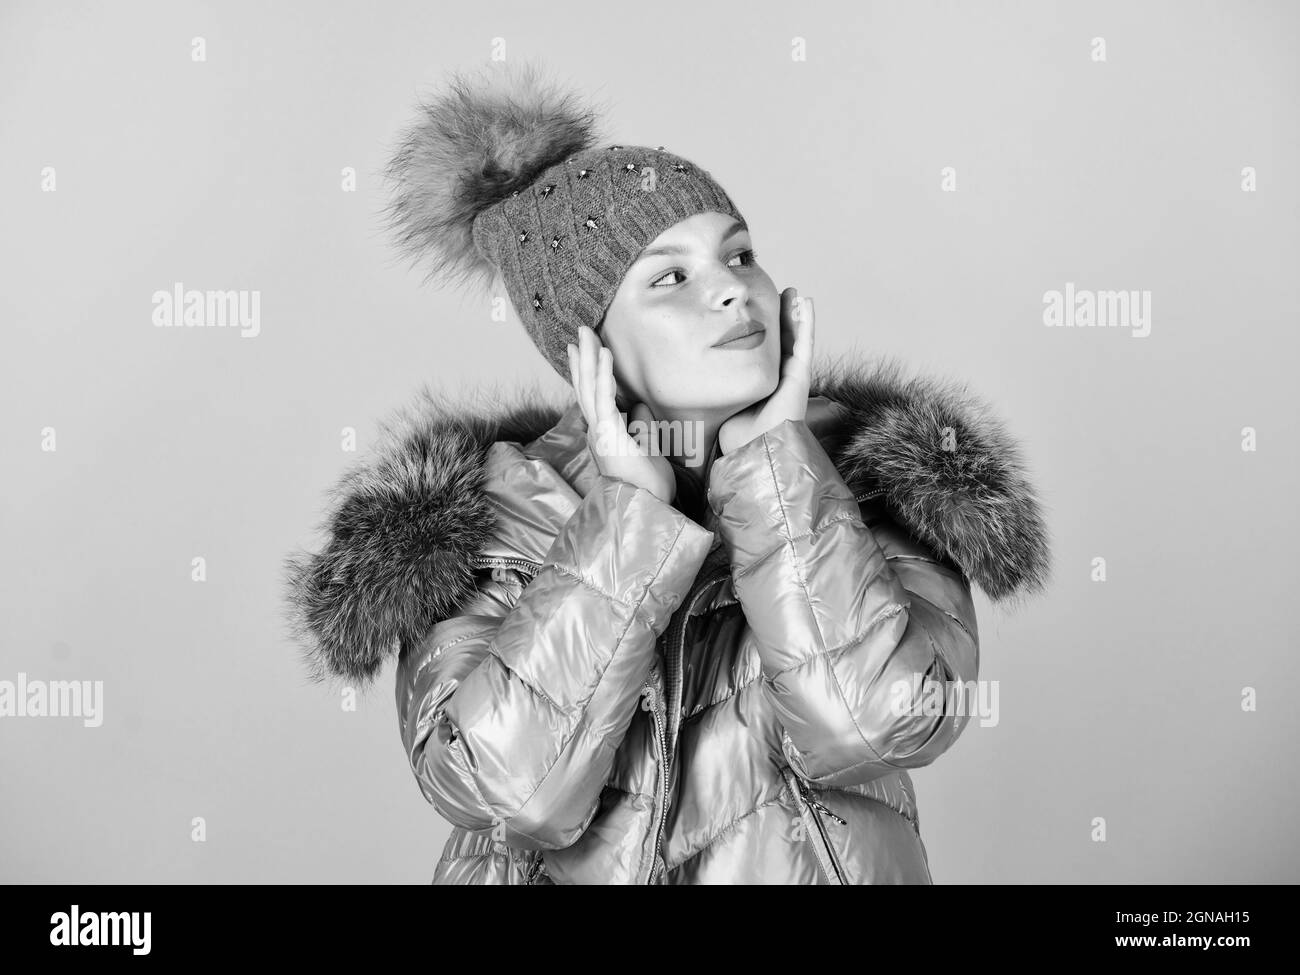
top-left (794, 296), bottom-right (815, 365)
top-left (594, 346), bottom-right (619, 441)
top-left (578, 327), bottom-right (598, 424)
top-left (567, 343), bottom-right (583, 421)
top-left (782, 288), bottom-right (800, 358)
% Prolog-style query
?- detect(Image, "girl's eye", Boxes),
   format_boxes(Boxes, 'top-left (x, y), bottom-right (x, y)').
top-left (650, 249), bottom-right (758, 288)
top-left (650, 269), bottom-right (684, 288)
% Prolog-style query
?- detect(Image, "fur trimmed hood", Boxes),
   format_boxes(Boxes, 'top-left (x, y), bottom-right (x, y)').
top-left (283, 356), bottom-right (1052, 686)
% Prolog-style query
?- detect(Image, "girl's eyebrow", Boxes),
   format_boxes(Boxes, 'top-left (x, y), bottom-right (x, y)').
top-left (634, 219), bottom-right (748, 262)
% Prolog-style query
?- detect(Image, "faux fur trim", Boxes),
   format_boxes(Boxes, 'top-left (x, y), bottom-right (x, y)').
top-left (283, 358), bottom-right (1051, 685)
top-left (809, 354), bottom-right (1052, 606)
top-left (282, 381), bottom-right (564, 687)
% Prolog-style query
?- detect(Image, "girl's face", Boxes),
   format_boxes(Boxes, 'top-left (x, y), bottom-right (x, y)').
top-left (597, 211), bottom-right (781, 420)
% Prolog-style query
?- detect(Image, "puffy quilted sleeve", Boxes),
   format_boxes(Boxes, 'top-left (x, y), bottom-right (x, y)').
top-left (706, 418), bottom-right (979, 788)
top-left (395, 474), bottom-right (714, 850)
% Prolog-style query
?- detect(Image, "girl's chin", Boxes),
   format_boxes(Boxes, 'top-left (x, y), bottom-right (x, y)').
top-left (664, 361), bottom-right (778, 409)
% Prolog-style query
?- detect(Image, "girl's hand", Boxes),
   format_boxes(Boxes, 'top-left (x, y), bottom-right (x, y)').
top-left (568, 324), bottom-right (678, 505)
top-left (716, 288), bottom-right (815, 456)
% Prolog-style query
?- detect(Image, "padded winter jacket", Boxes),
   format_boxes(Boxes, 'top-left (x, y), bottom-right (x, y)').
top-left (284, 358), bottom-right (1051, 884)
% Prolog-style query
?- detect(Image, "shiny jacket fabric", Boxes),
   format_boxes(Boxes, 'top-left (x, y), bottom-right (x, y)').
top-left (284, 359), bottom-right (1051, 884)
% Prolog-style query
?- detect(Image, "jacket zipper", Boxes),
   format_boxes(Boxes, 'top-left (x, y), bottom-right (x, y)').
top-left (782, 768), bottom-right (848, 884)
top-left (469, 555), bottom-right (543, 574)
top-left (524, 850), bottom-right (547, 885)
top-left (666, 568), bottom-right (730, 757)
top-left (640, 680), bottom-right (669, 884)
top-left (645, 487), bottom-right (871, 881)
top-left (645, 566), bottom-right (731, 884)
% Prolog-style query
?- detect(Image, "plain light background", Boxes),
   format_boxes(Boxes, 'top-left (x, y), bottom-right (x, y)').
top-left (2, 0), bottom-right (1296, 883)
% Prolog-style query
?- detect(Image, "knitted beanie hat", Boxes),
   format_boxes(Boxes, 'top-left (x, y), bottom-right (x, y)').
top-left (383, 61), bottom-right (748, 384)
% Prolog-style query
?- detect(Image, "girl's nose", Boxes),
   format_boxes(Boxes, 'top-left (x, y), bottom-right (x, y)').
top-left (713, 275), bottom-right (748, 310)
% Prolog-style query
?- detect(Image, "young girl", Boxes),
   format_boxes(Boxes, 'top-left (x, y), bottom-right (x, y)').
top-left (284, 62), bottom-right (1051, 884)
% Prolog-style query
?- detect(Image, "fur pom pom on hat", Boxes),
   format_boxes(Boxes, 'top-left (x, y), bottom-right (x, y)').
top-left (382, 60), bottom-right (748, 382)
top-left (383, 61), bottom-right (604, 292)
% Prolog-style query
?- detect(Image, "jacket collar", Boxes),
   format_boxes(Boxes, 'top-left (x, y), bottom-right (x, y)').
top-left (284, 355), bottom-right (1051, 685)
top-left (475, 391), bottom-right (876, 562)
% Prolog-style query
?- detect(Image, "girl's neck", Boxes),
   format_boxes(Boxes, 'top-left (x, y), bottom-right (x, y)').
top-left (661, 415), bottom-right (725, 525)
top-left (659, 412), bottom-right (723, 483)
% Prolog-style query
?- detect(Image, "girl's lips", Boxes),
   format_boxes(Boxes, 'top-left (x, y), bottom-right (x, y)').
top-left (712, 325), bottom-right (766, 349)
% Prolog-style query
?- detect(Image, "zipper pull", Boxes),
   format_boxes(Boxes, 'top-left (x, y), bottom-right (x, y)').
top-left (794, 775), bottom-right (848, 826)
top-left (640, 683), bottom-right (657, 713)
top-left (525, 853), bottom-right (546, 884)
top-left (806, 795), bottom-right (848, 826)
